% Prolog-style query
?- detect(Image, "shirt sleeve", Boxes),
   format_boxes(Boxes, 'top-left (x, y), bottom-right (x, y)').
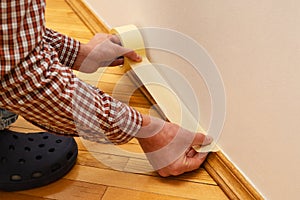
top-left (43, 28), bottom-right (80, 68)
top-left (0, 0), bottom-right (143, 145)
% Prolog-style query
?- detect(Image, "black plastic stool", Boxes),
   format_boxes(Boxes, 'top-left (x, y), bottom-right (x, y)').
top-left (0, 130), bottom-right (78, 191)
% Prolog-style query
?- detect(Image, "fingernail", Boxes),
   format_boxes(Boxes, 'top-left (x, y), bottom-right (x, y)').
top-left (137, 55), bottom-right (142, 61)
top-left (206, 136), bottom-right (213, 143)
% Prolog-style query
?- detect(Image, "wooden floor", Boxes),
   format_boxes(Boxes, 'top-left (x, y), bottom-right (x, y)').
top-left (0, 0), bottom-right (229, 199)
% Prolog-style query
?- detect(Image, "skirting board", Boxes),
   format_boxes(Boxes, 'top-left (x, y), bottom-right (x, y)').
top-left (65, 0), bottom-right (264, 199)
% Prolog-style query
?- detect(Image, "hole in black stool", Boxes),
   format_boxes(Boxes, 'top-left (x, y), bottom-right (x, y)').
top-left (56, 139), bottom-right (62, 143)
top-left (66, 151), bottom-right (74, 160)
top-left (0, 157), bottom-right (8, 164)
top-left (51, 163), bottom-right (61, 172)
top-left (35, 155), bottom-right (42, 160)
top-left (12, 134), bottom-right (18, 140)
top-left (43, 136), bottom-right (49, 140)
top-left (24, 147), bottom-right (31, 152)
top-left (31, 171), bottom-right (43, 178)
top-left (38, 144), bottom-right (45, 148)
top-left (18, 159), bottom-right (26, 164)
top-left (9, 145), bottom-right (15, 151)
top-left (11, 174), bottom-right (22, 181)
top-left (48, 148), bottom-right (55, 153)
top-left (28, 137), bottom-right (34, 142)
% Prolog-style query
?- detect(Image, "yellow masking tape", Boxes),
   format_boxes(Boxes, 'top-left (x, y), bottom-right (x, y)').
top-left (110, 25), bottom-right (219, 152)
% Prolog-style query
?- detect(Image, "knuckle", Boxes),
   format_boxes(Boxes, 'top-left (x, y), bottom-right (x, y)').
top-left (168, 165), bottom-right (183, 176)
top-left (157, 170), bottom-right (169, 177)
top-left (168, 164), bottom-right (178, 172)
top-left (170, 169), bottom-right (183, 176)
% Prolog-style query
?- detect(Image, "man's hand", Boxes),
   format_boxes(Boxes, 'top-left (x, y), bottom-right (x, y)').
top-left (137, 115), bottom-right (213, 177)
top-left (73, 33), bottom-right (142, 73)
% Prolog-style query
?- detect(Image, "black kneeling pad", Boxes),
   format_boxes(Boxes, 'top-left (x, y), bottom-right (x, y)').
top-left (0, 130), bottom-right (78, 191)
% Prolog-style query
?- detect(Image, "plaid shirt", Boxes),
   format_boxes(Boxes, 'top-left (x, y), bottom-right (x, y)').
top-left (0, 0), bottom-right (142, 144)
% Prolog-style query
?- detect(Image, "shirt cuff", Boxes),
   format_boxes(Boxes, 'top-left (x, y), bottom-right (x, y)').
top-left (44, 28), bottom-right (80, 68)
top-left (59, 36), bottom-right (80, 68)
top-left (109, 100), bottom-right (143, 144)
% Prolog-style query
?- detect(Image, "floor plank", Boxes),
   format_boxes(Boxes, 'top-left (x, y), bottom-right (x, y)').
top-left (65, 165), bottom-right (228, 200)
top-left (102, 187), bottom-right (191, 200)
top-left (0, 192), bottom-right (53, 200)
top-left (17, 179), bottom-right (106, 200)
top-left (45, 0), bottom-right (93, 43)
top-left (75, 142), bottom-right (216, 185)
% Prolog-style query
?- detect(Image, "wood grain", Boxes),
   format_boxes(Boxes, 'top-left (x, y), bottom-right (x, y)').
top-left (204, 152), bottom-right (264, 200)
top-left (65, 165), bottom-right (228, 200)
top-left (64, 0), bottom-right (109, 34)
top-left (0, 192), bottom-right (53, 200)
top-left (17, 179), bottom-right (106, 200)
top-left (102, 187), bottom-right (192, 200)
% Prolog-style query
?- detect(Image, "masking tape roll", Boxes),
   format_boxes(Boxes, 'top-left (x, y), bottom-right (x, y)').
top-left (110, 25), bottom-right (219, 152)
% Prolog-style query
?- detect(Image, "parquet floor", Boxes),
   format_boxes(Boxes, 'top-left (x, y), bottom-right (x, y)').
top-left (0, 0), bottom-right (229, 199)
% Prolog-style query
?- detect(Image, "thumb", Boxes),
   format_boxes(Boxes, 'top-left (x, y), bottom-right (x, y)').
top-left (191, 133), bottom-right (213, 146)
top-left (124, 50), bottom-right (142, 62)
top-left (112, 43), bottom-right (142, 62)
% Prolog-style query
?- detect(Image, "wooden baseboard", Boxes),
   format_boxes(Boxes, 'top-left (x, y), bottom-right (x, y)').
top-left (65, 0), bottom-right (264, 199)
top-left (204, 152), bottom-right (264, 200)
top-left (65, 0), bottom-right (109, 34)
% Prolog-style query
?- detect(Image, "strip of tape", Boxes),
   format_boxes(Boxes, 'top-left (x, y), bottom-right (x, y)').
top-left (110, 25), bottom-right (219, 152)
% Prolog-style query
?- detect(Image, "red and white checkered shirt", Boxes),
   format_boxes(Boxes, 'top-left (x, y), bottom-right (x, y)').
top-left (0, 0), bottom-right (142, 144)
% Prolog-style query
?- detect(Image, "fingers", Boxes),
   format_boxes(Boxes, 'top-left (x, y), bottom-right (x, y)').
top-left (191, 132), bottom-right (213, 146)
top-left (108, 50), bottom-right (142, 66)
top-left (186, 148), bottom-right (197, 157)
top-left (157, 152), bottom-right (208, 177)
top-left (123, 50), bottom-right (142, 62)
top-left (109, 57), bottom-right (124, 66)
top-left (109, 34), bottom-right (143, 63)
top-left (185, 152), bottom-right (208, 172)
top-left (108, 34), bottom-right (122, 45)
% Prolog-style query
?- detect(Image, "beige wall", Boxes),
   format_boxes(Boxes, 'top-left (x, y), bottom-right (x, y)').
top-left (84, 0), bottom-right (300, 199)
